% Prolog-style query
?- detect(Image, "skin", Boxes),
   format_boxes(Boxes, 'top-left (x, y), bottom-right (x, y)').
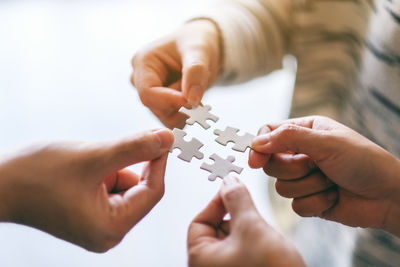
top-left (249, 116), bottom-right (400, 237)
top-left (0, 129), bottom-right (174, 252)
top-left (131, 20), bottom-right (221, 129)
top-left (132, 19), bottom-right (400, 262)
top-left (188, 176), bottom-right (305, 267)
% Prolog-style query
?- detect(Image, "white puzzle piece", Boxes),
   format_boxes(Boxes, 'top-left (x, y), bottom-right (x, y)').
top-left (170, 128), bottom-right (204, 162)
top-left (179, 105), bottom-right (219, 129)
top-left (200, 153), bottom-right (243, 181)
top-left (214, 126), bottom-right (255, 152)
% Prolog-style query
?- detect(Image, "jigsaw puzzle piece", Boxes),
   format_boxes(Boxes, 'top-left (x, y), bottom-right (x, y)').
top-left (200, 153), bottom-right (243, 181)
top-left (170, 128), bottom-right (204, 162)
top-left (214, 126), bottom-right (255, 152)
top-left (214, 127), bottom-right (240, 146)
top-left (179, 105), bottom-right (219, 129)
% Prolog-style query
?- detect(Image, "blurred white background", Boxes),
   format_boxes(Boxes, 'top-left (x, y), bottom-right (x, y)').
top-left (0, 0), bottom-right (294, 266)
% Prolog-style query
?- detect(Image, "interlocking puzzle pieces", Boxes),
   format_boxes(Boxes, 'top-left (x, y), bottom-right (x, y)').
top-left (170, 128), bottom-right (204, 162)
top-left (214, 126), bottom-right (255, 152)
top-left (200, 153), bottom-right (243, 181)
top-left (179, 105), bottom-right (219, 129)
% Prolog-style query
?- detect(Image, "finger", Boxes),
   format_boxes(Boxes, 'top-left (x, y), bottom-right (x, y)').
top-left (121, 153), bottom-right (169, 225)
top-left (104, 169), bottom-right (140, 193)
top-left (181, 46), bottom-right (210, 106)
top-left (292, 188), bottom-right (338, 217)
top-left (132, 61), bottom-right (164, 90)
top-left (159, 111), bottom-right (188, 130)
top-left (275, 171), bottom-right (335, 198)
top-left (105, 129), bottom-right (174, 174)
top-left (263, 153), bottom-right (317, 180)
top-left (168, 79), bottom-right (182, 91)
top-left (252, 123), bottom-right (335, 162)
top-left (188, 192), bottom-right (227, 246)
top-left (249, 124), bottom-right (273, 169)
top-left (220, 176), bottom-right (261, 229)
top-left (248, 150), bottom-right (270, 169)
top-left (138, 86), bottom-right (187, 116)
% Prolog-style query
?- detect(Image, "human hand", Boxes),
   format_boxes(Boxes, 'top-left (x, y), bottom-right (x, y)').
top-left (131, 20), bottom-right (221, 128)
top-left (0, 129), bottom-right (174, 252)
top-left (188, 176), bottom-right (305, 267)
top-left (250, 116), bottom-right (400, 236)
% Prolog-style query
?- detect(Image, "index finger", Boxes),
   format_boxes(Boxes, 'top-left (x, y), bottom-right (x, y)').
top-left (265, 116), bottom-right (317, 131)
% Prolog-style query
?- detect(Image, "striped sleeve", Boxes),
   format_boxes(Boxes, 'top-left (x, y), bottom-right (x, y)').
top-left (199, 0), bottom-right (292, 84)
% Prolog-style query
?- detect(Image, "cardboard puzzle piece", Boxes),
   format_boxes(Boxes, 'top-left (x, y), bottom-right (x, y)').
top-left (170, 128), bottom-right (204, 162)
top-left (179, 105), bottom-right (219, 129)
top-left (200, 153), bottom-right (243, 181)
top-left (214, 126), bottom-right (255, 152)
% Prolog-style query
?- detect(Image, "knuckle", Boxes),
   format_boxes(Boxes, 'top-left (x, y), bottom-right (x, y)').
top-left (139, 92), bottom-right (153, 108)
top-left (275, 124), bottom-right (298, 139)
top-left (258, 124), bottom-right (271, 135)
top-left (262, 165), bottom-right (275, 177)
top-left (312, 115), bottom-right (328, 122)
top-left (275, 181), bottom-right (289, 197)
top-left (291, 199), bottom-right (308, 217)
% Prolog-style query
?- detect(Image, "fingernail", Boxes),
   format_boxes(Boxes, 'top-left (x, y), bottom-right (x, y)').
top-left (252, 134), bottom-right (271, 147)
top-left (223, 176), bottom-right (238, 186)
top-left (188, 85), bottom-right (202, 106)
top-left (327, 190), bottom-right (338, 201)
top-left (153, 129), bottom-right (174, 149)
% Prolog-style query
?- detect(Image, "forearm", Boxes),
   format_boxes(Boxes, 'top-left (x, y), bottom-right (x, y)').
top-left (199, 0), bottom-right (292, 84)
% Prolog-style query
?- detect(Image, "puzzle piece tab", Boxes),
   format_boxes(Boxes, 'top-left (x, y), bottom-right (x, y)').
top-left (179, 105), bottom-right (219, 129)
top-left (214, 126), bottom-right (255, 152)
top-left (200, 153), bottom-right (243, 181)
top-left (170, 128), bottom-right (204, 162)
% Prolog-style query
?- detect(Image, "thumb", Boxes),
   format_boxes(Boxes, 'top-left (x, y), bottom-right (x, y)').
top-left (181, 46), bottom-right (210, 106)
top-left (103, 128), bottom-right (174, 173)
top-left (220, 176), bottom-right (261, 229)
top-left (252, 124), bottom-right (333, 162)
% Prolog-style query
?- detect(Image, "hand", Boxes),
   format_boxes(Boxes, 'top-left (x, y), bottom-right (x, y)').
top-left (131, 20), bottom-right (221, 128)
top-left (0, 129), bottom-right (174, 252)
top-left (188, 176), bottom-right (305, 267)
top-left (250, 116), bottom-right (400, 237)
